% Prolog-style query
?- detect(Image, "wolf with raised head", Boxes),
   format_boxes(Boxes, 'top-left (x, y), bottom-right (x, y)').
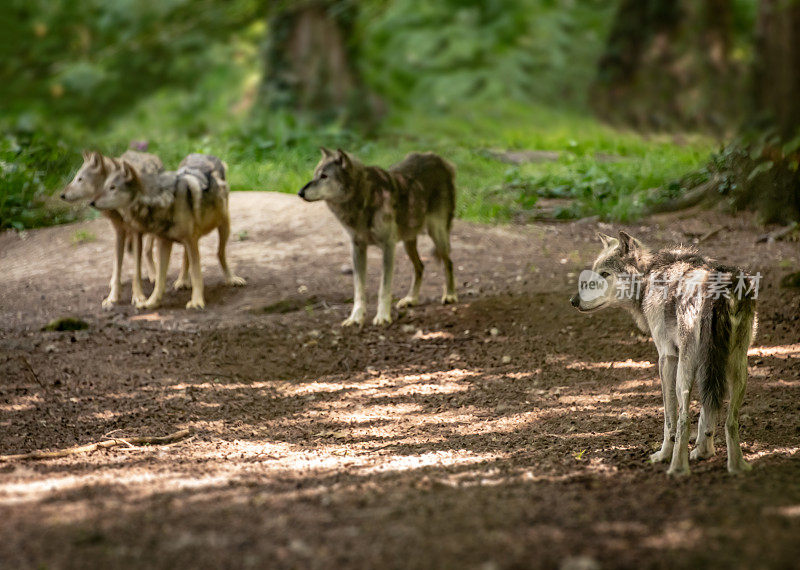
top-left (299, 148), bottom-right (457, 326)
top-left (62, 150), bottom-right (164, 307)
top-left (91, 154), bottom-right (245, 310)
top-left (571, 231), bottom-right (757, 476)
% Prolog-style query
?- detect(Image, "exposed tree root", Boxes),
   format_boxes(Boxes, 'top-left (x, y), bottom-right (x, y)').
top-left (0, 428), bottom-right (194, 462)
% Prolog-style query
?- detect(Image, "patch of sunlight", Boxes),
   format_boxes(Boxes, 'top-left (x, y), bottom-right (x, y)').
top-left (364, 450), bottom-right (495, 474)
top-left (749, 343), bottom-right (800, 358)
top-left (412, 330), bottom-right (454, 341)
top-left (641, 519), bottom-right (700, 550)
top-left (746, 445), bottom-right (800, 461)
top-left (566, 358), bottom-right (655, 371)
top-left (765, 505), bottom-right (800, 518)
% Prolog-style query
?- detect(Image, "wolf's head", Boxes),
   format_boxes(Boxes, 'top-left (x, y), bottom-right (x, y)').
top-left (298, 148), bottom-right (356, 202)
top-left (62, 151), bottom-right (109, 202)
top-left (570, 231), bottom-right (649, 312)
top-left (92, 159), bottom-right (140, 210)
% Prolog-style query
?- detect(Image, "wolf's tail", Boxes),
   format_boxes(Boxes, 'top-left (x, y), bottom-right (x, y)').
top-left (700, 292), bottom-right (756, 411)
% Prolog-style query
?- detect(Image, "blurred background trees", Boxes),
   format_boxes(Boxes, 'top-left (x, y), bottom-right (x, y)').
top-left (1, 0), bottom-right (797, 230)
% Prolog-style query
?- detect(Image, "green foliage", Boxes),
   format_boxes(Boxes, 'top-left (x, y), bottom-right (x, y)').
top-left (0, 122), bottom-right (81, 230)
top-left (361, 0), bottom-right (616, 111)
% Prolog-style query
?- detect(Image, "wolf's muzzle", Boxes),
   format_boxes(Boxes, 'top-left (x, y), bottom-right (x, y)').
top-left (298, 182), bottom-right (311, 200)
top-left (570, 294), bottom-right (580, 308)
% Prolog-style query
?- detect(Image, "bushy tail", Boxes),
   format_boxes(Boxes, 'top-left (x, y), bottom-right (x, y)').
top-left (700, 293), bottom-right (756, 411)
top-left (700, 296), bottom-right (732, 412)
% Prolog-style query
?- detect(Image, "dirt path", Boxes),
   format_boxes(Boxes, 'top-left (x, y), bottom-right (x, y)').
top-left (1, 192), bottom-right (798, 569)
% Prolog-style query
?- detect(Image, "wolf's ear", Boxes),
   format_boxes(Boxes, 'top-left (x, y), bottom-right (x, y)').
top-left (597, 233), bottom-right (616, 248)
top-left (618, 231), bottom-right (642, 254)
top-left (320, 147), bottom-right (334, 158)
top-left (335, 148), bottom-right (351, 170)
top-left (122, 160), bottom-right (138, 183)
top-left (82, 149), bottom-right (92, 162)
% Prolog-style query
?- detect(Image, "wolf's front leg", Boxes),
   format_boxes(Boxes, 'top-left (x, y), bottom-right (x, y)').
top-left (102, 223), bottom-right (126, 309)
top-left (184, 238), bottom-right (205, 310)
top-left (139, 238), bottom-right (172, 310)
top-left (130, 231), bottom-right (147, 305)
top-left (667, 356), bottom-right (695, 476)
top-left (651, 354), bottom-right (678, 463)
top-left (342, 241), bottom-right (367, 327)
top-left (373, 242), bottom-right (396, 326)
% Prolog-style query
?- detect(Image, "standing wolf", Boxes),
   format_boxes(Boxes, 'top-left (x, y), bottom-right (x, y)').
top-left (62, 150), bottom-right (164, 307)
top-left (299, 149), bottom-right (457, 326)
top-left (91, 154), bottom-right (245, 310)
top-left (570, 232), bottom-right (757, 475)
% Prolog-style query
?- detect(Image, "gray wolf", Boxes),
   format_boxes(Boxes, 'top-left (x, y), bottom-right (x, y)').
top-left (62, 150), bottom-right (164, 308)
top-left (299, 148), bottom-right (457, 326)
top-left (570, 231), bottom-right (757, 475)
top-left (91, 154), bottom-right (245, 310)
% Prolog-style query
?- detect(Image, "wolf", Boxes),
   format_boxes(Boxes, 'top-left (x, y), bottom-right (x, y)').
top-left (62, 150), bottom-right (164, 308)
top-left (91, 154), bottom-right (245, 310)
top-left (570, 231), bottom-right (757, 476)
top-left (299, 148), bottom-right (457, 326)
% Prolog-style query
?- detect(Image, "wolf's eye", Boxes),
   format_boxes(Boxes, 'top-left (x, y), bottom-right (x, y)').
top-left (599, 270), bottom-right (611, 278)
top-left (77, 177), bottom-right (83, 182)
top-left (110, 185), bottom-right (116, 191)
top-left (319, 173), bottom-right (328, 180)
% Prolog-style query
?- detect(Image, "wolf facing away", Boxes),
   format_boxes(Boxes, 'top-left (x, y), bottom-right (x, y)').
top-left (62, 150), bottom-right (164, 307)
top-left (570, 232), bottom-right (757, 476)
top-left (299, 149), bottom-right (457, 326)
top-left (91, 155), bottom-right (245, 310)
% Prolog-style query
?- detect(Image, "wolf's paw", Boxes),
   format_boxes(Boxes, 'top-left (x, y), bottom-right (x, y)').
top-left (666, 465), bottom-right (691, 478)
top-left (396, 296), bottom-right (417, 309)
top-left (101, 295), bottom-right (119, 310)
top-left (226, 275), bottom-right (247, 287)
top-left (690, 446), bottom-right (715, 461)
top-left (138, 297), bottom-right (161, 310)
top-left (173, 277), bottom-right (191, 291)
top-left (186, 298), bottom-right (205, 310)
top-left (441, 293), bottom-right (458, 305)
top-left (131, 292), bottom-right (147, 306)
top-left (372, 313), bottom-right (392, 326)
top-left (727, 460), bottom-right (752, 475)
top-left (649, 449), bottom-right (672, 463)
top-left (342, 307), bottom-right (365, 328)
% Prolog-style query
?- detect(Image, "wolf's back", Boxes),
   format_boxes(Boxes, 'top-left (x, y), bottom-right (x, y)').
top-left (391, 152), bottom-right (456, 225)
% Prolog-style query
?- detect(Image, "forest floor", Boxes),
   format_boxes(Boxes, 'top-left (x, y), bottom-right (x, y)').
top-left (0, 192), bottom-right (798, 569)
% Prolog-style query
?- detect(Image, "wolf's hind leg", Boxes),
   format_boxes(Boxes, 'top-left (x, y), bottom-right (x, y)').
top-left (130, 231), bottom-right (147, 305)
top-left (140, 238), bottom-right (172, 310)
top-left (217, 216), bottom-right (245, 286)
top-left (725, 354), bottom-right (751, 474)
top-left (373, 242), bottom-right (395, 326)
top-left (397, 238), bottom-right (424, 309)
top-left (173, 249), bottom-right (191, 290)
top-left (427, 219), bottom-right (457, 304)
top-left (691, 404), bottom-right (717, 460)
top-left (667, 355), bottom-right (696, 476)
top-left (650, 354), bottom-right (677, 463)
top-left (184, 238), bottom-right (206, 310)
top-left (143, 234), bottom-right (157, 283)
top-left (342, 240), bottom-right (367, 327)
top-left (103, 222), bottom-right (126, 309)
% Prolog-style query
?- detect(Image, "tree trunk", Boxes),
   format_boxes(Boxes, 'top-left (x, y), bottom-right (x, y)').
top-left (259, 0), bottom-right (377, 124)
top-left (591, 0), bottom-right (738, 131)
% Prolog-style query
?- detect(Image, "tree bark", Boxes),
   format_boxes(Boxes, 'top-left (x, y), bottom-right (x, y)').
top-left (259, 0), bottom-right (377, 124)
top-left (591, 0), bottom-right (738, 131)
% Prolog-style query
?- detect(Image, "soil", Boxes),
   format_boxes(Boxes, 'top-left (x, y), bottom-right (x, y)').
top-left (0, 192), bottom-right (798, 569)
